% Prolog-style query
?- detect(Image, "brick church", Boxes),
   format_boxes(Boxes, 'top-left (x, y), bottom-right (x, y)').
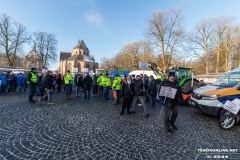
top-left (58, 39), bottom-right (98, 74)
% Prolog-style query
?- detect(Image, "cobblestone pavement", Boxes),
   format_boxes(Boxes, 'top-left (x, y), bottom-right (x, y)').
top-left (0, 91), bottom-right (239, 160)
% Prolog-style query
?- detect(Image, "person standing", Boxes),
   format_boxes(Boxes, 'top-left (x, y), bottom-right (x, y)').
top-left (27, 68), bottom-right (38, 103)
top-left (64, 70), bottom-right (73, 100)
top-left (92, 74), bottom-right (98, 95)
top-left (52, 75), bottom-right (56, 92)
top-left (7, 73), bottom-right (15, 95)
top-left (75, 74), bottom-right (83, 97)
top-left (17, 73), bottom-right (26, 92)
top-left (112, 75), bottom-right (121, 105)
top-left (39, 71), bottom-right (55, 106)
top-left (103, 73), bottom-right (111, 101)
top-left (148, 75), bottom-right (157, 108)
top-left (131, 75), bottom-right (149, 118)
top-left (97, 74), bottom-right (104, 97)
top-left (56, 74), bottom-right (62, 92)
top-left (159, 72), bottom-right (184, 134)
top-left (0, 72), bottom-right (7, 94)
top-left (120, 75), bottom-right (133, 115)
top-left (83, 74), bottom-right (93, 100)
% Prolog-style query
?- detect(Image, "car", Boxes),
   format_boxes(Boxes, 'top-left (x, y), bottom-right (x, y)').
top-left (190, 82), bottom-right (240, 117)
top-left (190, 67), bottom-right (240, 116)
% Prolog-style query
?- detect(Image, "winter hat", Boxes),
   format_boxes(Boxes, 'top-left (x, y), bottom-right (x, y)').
top-left (168, 71), bottom-right (175, 77)
top-left (31, 67), bottom-right (36, 71)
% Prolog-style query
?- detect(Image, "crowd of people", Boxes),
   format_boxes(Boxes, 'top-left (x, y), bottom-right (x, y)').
top-left (1, 67), bottom-right (187, 134)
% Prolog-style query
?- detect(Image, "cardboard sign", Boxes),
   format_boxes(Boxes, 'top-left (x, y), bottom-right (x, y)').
top-left (73, 68), bottom-right (78, 73)
top-left (83, 68), bottom-right (89, 72)
top-left (223, 100), bottom-right (240, 115)
top-left (139, 62), bottom-right (148, 69)
top-left (159, 86), bottom-right (177, 99)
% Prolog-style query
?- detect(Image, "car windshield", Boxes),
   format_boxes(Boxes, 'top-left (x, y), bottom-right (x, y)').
top-left (213, 71), bottom-right (240, 87)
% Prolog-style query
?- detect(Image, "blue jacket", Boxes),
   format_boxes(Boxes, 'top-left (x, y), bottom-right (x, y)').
top-left (17, 75), bottom-right (26, 85)
top-left (0, 74), bottom-right (7, 85)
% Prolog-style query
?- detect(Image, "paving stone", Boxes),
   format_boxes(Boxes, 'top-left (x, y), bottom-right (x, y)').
top-left (0, 91), bottom-right (239, 159)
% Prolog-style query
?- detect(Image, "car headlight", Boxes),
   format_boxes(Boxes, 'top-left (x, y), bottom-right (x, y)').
top-left (202, 94), bottom-right (219, 100)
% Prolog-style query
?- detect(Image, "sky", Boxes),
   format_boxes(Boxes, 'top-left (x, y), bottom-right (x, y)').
top-left (0, 0), bottom-right (240, 70)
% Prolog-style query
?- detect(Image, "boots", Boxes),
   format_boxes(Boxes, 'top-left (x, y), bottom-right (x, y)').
top-left (48, 102), bottom-right (55, 106)
top-left (68, 95), bottom-right (73, 100)
top-left (37, 98), bottom-right (42, 106)
top-left (165, 127), bottom-right (173, 134)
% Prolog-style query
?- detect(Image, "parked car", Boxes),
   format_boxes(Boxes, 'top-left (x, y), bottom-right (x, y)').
top-left (190, 82), bottom-right (240, 117)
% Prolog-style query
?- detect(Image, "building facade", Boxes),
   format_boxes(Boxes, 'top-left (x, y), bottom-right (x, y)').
top-left (25, 44), bottom-right (43, 70)
top-left (58, 40), bottom-right (98, 74)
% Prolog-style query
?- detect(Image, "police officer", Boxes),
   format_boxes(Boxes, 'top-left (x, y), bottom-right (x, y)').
top-left (159, 72), bottom-right (184, 134)
top-left (97, 74), bottom-right (104, 97)
top-left (64, 70), bottom-right (73, 100)
top-left (27, 67), bottom-right (38, 103)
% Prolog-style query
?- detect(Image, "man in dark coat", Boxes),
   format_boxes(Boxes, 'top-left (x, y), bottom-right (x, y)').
top-left (120, 75), bottom-right (133, 115)
top-left (148, 75), bottom-right (157, 107)
top-left (56, 74), bottom-right (62, 92)
top-left (159, 72), bottom-right (184, 134)
top-left (75, 74), bottom-right (83, 97)
top-left (39, 71), bottom-right (55, 106)
top-left (131, 75), bottom-right (149, 118)
top-left (83, 74), bottom-right (93, 99)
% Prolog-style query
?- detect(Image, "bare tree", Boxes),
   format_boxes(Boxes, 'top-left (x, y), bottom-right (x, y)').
top-left (0, 14), bottom-right (31, 66)
top-left (189, 18), bottom-right (214, 74)
top-left (146, 8), bottom-right (184, 70)
top-left (33, 32), bottom-right (57, 68)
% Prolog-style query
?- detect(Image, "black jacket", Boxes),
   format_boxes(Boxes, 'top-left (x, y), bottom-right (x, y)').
top-left (148, 80), bottom-right (157, 94)
top-left (122, 81), bottom-right (133, 98)
top-left (43, 75), bottom-right (53, 89)
top-left (75, 76), bottom-right (83, 87)
top-left (83, 75), bottom-right (93, 90)
top-left (133, 79), bottom-right (145, 96)
top-left (159, 80), bottom-right (183, 104)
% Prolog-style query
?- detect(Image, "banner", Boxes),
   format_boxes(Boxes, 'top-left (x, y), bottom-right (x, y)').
top-left (223, 100), bottom-right (240, 115)
top-left (42, 69), bottom-right (48, 73)
top-left (159, 86), bottom-right (177, 99)
top-left (139, 62), bottom-right (148, 69)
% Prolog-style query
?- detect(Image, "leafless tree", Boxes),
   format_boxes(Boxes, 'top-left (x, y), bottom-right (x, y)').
top-left (0, 14), bottom-right (30, 66)
top-left (146, 8), bottom-right (184, 71)
top-left (33, 32), bottom-right (58, 68)
top-left (189, 18), bottom-right (214, 74)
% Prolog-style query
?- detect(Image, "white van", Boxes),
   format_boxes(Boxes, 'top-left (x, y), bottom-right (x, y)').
top-left (190, 66), bottom-right (240, 116)
top-left (128, 70), bottom-right (157, 79)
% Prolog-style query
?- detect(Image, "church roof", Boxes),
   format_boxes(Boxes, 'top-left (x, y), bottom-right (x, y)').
top-left (60, 52), bottom-right (71, 61)
top-left (67, 54), bottom-right (84, 61)
top-left (26, 43), bottom-right (39, 58)
top-left (74, 39), bottom-right (89, 51)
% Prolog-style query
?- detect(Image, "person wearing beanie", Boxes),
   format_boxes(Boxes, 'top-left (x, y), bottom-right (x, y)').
top-left (27, 67), bottom-right (38, 103)
top-left (159, 71), bottom-right (183, 134)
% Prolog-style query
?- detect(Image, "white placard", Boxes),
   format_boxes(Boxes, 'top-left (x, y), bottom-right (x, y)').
top-left (159, 86), bottom-right (177, 99)
top-left (223, 100), bottom-right (240, 115)
top-left (139, 62), bottom-right (148, 69)
top-left (42, 69), bottom-right (48, 73)
top-left (73, 68), bottom-right (78, 73)
top-left (83, 68), bottom-right (89, 72)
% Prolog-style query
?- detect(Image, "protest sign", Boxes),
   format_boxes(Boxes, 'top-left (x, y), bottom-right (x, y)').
top-left (139, 62), bottom-right (148, 69)
top-left (73, 68), bottom-right (78, 73)
top-left (159, 86), bottom-right (177, 99)
top-left (83, 68), bottom-right (89, 72)
top-left (223, 100), bottom-right (240, 115)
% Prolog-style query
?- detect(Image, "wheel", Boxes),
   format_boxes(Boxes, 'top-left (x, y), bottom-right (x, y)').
top-left (181, 80), bottom-right (200, 94)
top-left (218, 113), bottom-right (236, 130)
top-left (219, 108), bottom-right (227, 118)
